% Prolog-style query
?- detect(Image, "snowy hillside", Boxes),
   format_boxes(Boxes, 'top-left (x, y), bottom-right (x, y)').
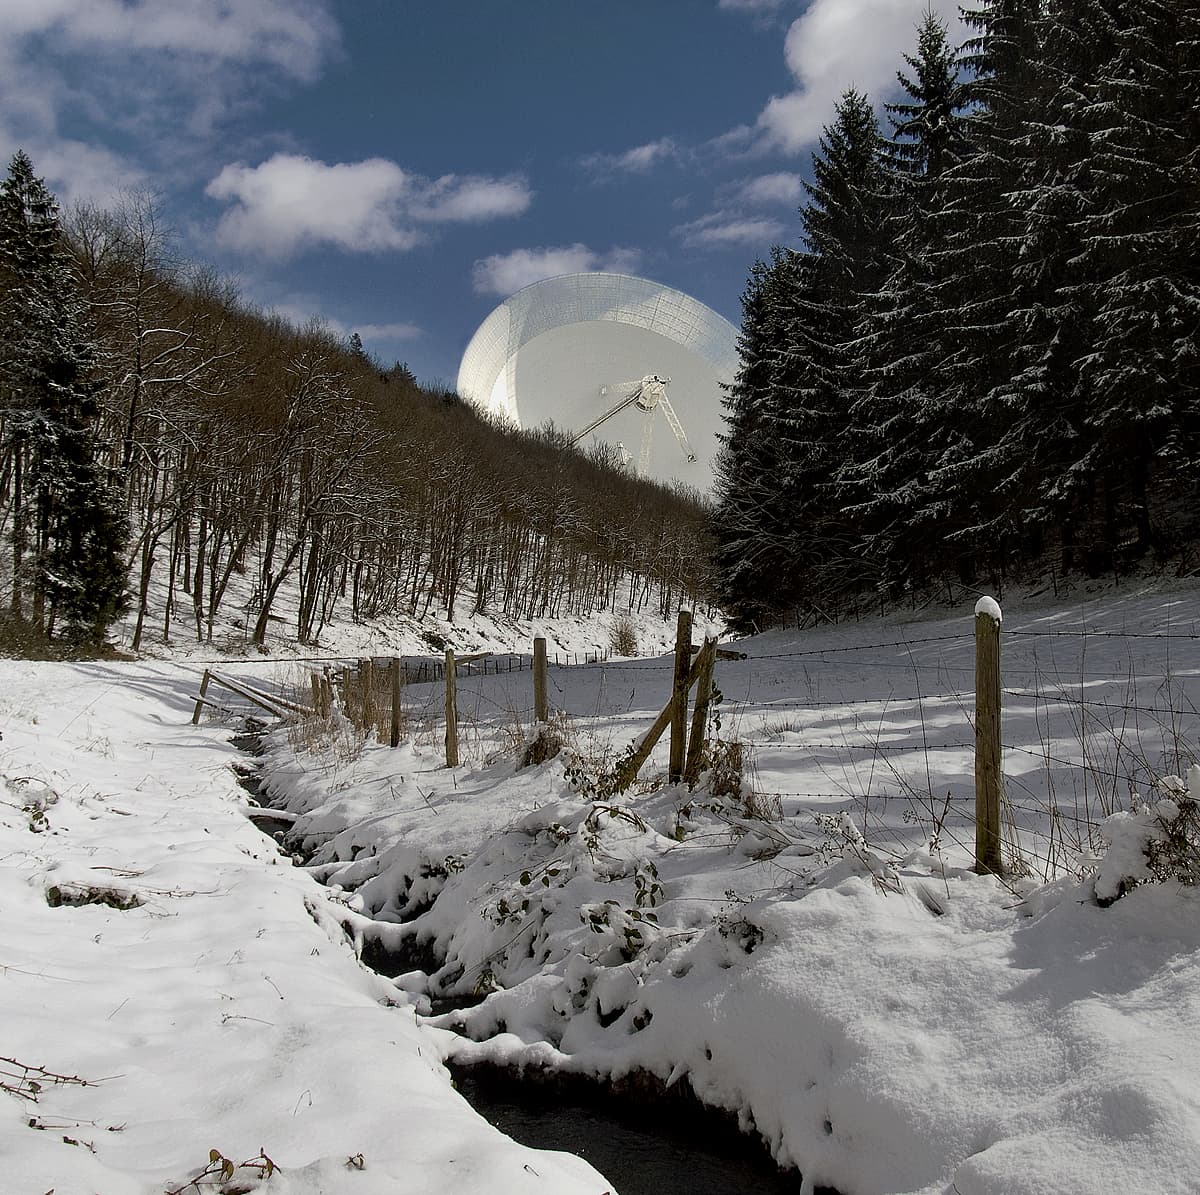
top-left (3, 578), bottom-right (1199, 1193)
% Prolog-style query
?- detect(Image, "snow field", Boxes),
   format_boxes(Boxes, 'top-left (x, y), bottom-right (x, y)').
top-left (0, 661), bottom-right (611, 1194)
top-left (256, 581), bottom-right (1200, 1193)
top-left (4, 579), bottom-right (1200, 1194)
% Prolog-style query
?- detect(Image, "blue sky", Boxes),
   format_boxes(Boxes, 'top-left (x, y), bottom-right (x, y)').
top-left (1, 0), bottom-right (964, 387)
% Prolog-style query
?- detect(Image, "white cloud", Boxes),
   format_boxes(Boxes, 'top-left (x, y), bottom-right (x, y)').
top-left (471, 244), bottom-right (644, 297)
top-left (602, 246), bottom-right (646, 275)
top-left (354, 321), bottom-right (423, 343)
top-left (674, 212), bottom-right (786, 250)
top-left (409, 176), bottom-right (533, 223)
top-left (678, 173), bottom-right (802, 253)
top-left (22, 138), bottom-right (148, 208)
top-left (718, 0), bottom-right (787, 10)
top-left (206, 153), bottom-right (532, 258)
top-left (0, 1), bottom-right (341, 212)
top-left (582, 137), bottom-right (682, 176)
top-left (0, 33), bottom-right (148, 207)
top-left (0, 0), bottom-right (338, 81)
top-left (737, 171), bottom-right (804, 206)
top-left (753, 0), bottom-right (964, 154)
top-left (253, 297), bottom-right (423, 348)
top-left (207, 156), bottom-right (417, 256)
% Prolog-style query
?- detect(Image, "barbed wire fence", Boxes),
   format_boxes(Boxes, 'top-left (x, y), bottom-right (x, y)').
top-left (192, 605), bottom-right (1200, 881)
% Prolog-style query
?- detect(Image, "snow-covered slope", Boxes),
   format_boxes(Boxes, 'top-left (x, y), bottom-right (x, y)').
top-left (4, 577), bottom-right (1200, 1194)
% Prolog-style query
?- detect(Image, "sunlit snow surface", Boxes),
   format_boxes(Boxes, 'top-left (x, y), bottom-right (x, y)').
top-left (0, 663), bottom-right (609, 1195)
top-left (4, 580), bottom-right (1200, 1193)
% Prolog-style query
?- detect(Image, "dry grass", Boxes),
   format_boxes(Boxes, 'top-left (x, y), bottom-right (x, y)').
top-left (338, 663), bottom-right (407, 742)
top-left (285, 706), bottom-right (372, 767)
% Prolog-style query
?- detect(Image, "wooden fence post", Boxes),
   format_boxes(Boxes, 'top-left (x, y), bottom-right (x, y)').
top-left (669, 610), bottom-right (693, 784)
top-left (444, 648), bottom-right (459, 767)
top-left (390, 656), bottom-right (402, 748)
top-left (533, 636), bottom-right (548, 723)
top-left (683, 638), bottom-right (717, 787)
top-left (358, 658), bottom-right (372, 729)
top-left (192, 670), bottom-right (212, 725)
top-left (613, 647), bottom-right (709, 793)
top-left (310, 671), bottom-right (322, 715)
top-left (974, 597), bottom-right (1003, 875)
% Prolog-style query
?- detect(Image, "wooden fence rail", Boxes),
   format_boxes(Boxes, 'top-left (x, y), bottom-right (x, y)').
top-left (192, 670), bottom-right (312, 724)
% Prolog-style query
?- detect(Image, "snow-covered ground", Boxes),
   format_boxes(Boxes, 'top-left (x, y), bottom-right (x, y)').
top-left (4, 578), bottom-right (1200, 1194)
top-left (109, 541), bottom-right (715, 668)
top-left (0, 660), bottom-right (612, 1194)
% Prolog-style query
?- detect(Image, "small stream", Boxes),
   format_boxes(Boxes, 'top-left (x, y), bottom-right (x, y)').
top-left (231, 726), bottom-right (822, 1195)
top-left (448, 1063), bottom-right (812, 1195)
top-left (230, 729), bottom-right (297, 842)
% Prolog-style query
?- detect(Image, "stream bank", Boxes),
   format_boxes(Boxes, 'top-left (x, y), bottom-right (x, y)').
top-left (231, 728), bottom-right (816, 1194)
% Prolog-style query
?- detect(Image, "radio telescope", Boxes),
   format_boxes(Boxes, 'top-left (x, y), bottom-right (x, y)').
top-left (456, 272), bottom-right (738, 494)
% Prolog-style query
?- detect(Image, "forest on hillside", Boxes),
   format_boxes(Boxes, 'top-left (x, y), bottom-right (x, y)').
top-left (713, 0), bottom-right (1200, 631)
top-left (0, 155), bottom-right (713, 650)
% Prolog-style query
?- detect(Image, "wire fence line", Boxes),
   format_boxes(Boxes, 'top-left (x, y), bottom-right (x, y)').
top-left (1003, 691), bottom-right (1198, 719)
top-left (744, 691), bottom-right (973, 707)
top-left (744, 739), bottom-right (975, 753)
top-left (714, 619), bottom-right (1199, 879)
top-left (1006, 629), bottom-right (1200, 641)
top-left (742, 633), bottom-right (972, 659)
top-left (199, 615), bottom-right (1196, 879)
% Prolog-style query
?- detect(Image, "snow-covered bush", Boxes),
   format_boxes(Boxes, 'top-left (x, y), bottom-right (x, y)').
top-left (608, 615), bottom-right (638, 657)
top-left (1091, 764), bottom-right (1200, 905)
top-left (518, 713), bottom-right (567, 767)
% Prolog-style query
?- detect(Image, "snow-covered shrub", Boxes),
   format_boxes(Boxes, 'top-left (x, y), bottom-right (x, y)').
top-left (700, 735), bottom-right (747, 800)
top-left (1091, 765), bottom-right (1200, 905)
top-left (517, 710), bottom-right (569, 767)
top-left (716, 898), bottom-right (765, 955)
top-left (561, 740), bottom-right (635, 799)
top-left (581, 898), bottom-right (662, 963)
top-left (608, 615), bottom-right (638, 657)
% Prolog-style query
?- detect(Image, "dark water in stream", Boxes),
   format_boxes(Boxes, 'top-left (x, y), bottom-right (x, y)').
top-left (232, 729), bottom-right (822, 1195)
top-left (448, 1064), bottom-right (816, 1195)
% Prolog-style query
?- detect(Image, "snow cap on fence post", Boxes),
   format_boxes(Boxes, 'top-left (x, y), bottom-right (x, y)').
top-left (974, 595), bottom-right (1002, 624)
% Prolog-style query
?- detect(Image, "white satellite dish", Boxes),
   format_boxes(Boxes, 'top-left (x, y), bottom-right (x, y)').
top-left (456, 272), bottom-right (738, 493)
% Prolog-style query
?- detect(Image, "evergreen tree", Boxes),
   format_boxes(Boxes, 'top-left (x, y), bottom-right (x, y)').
top-left (711, 250), bottom-right (798, 629)
top-left (0, 151), bottom-right (128, 643)
top-left (988, 0), bottom-right (1122, 567)
top-left (919, 0), bottom-right (1044, 584)
top-left (967, 0), bottom-right (1199, 570)
top-left (772, 88), bottom-right (891, 606)
top-left (839, 10), bottom-right (971, 595)
top-left (885, 8), bottom-right (969, 181)
top-left (716, 0), bottom-right (1200, 620)
top-left (1066, 0), bottom-right (1200, 559)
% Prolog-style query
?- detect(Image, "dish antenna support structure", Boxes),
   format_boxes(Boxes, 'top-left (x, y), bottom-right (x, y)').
top-left (571, 374), bottom-right (696, 478)
top-left (455, 272), bottom-right (738, 494)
